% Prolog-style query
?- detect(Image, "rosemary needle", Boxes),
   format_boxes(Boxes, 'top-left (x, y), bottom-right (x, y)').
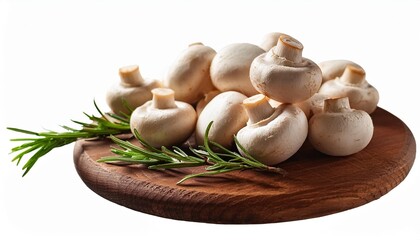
top-left (100, 121), bottom-right (287, 184)
top-left (7, 101), bottom-right (131, 176)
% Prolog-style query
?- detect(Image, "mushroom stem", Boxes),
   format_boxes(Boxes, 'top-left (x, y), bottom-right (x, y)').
top-left (243, 94), bottom-right (275, 124)
top-left (323, 97), bottom-right (351, 113)
top-left (188, 42), bottom-right (204, 47)
top-left (152, 88), bottom-right (177, 109)
top-left (119, 65), bottom-right (145, 86)
top-left (339, 65), bottom-right (366, 85)
top-left (272, 34), bottom-right (303, 63)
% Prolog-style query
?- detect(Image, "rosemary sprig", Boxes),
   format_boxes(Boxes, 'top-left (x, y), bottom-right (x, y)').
top-left (7, 101), bottom-right (132, 176)
top-left (99, 121), bottom-right (287, 184)
top-left (8, 100), bottom-right (286, 183)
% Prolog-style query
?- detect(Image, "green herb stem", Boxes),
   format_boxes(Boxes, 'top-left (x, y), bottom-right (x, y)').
top-left (8, 101), bottom-right (287, 183)
top-left (100, 121), bottom-right (287, 184)
top-left (7, 101), bottom-right (131, 176)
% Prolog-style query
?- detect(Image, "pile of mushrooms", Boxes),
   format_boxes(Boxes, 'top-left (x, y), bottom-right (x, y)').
top-left (105, 32), bottom-right (380, 168)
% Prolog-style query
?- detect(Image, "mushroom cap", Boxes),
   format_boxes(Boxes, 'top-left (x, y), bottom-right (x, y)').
top-left (308, 98), bottom-right (374, 156)
top-left (210, 43), bottom-right (265, 97)
top-left (237, 104), bottom-right (308, 166)
top-left (195, 91), bottom-right (248, 148)
top-left (250, 51), bottom-right (322, 103)
top-left (106, 79), bottom-right (161, 115)
top-left (164, 43), bottom-right (217, 104)
top-left (130, 99), bottom-right (196, 148)
top-left (318, 66), bottom-right (379, 114)
top-left (259, 32), bottom-right (288, 52)
top-left (318, 59), bottom-right (363, 83)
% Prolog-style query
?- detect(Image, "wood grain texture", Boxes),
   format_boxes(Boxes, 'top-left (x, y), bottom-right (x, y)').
top-left (73, 107), bottom-right (416, 224)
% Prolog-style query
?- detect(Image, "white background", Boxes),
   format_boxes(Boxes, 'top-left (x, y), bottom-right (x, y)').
top-left (1, 0), bottom-right (419, 239)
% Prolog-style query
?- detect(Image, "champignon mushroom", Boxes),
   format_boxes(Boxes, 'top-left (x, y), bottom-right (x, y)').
top-left (308, 97), bottom-right (374, 156)
top-left (210, 43), bottom-right (265, 97)
top-left (250, 34), bottom-right (322, 103)
top-left (318, 65), bottom-right (379, 114)
top-left (106, 65), bottom-right (162, 115)
top-left (259, 32), bottom-right (288, 52)
top-left (164, 43), bottom-right (217, 104)
top-left (130, 88), bottom-right (196, 148)
top-left (318, 59), bottom-right (362, 83)
top-left (236, 94), bottom-right (308, 166)
top-left (195, 91), bottom-right (248, 148)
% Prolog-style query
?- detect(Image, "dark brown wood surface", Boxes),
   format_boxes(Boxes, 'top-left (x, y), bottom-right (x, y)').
top-left (73, 107), bottom-right (416, 224)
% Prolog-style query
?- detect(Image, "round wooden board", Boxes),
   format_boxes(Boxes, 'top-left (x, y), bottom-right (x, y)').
top-left (74, 107), bottom-right (416, 224)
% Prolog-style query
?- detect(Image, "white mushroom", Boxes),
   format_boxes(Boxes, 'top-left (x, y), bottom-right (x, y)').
top-left (195, 91), bottom-right (248, 148)
top-left (318, 65), bottom-right (379, 114)
top-left (259, 32), bottom-right (288, 52)
top-left (308, 97), bottom-right (374, 156)
top-left (210, 43), bottom-right (265, 96)
top-left (130, 88), bottom-right (196, 148)
top-left (164, 43), bottom-right (217, 104)
top-left (250, 34), bottom-right (322, 103)
top-left (236, 94), bottom-right (308, 166)
top-left (106, 65), bottom-right (161, 115)
top-left (318, 59), bottom-right (362, 83)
